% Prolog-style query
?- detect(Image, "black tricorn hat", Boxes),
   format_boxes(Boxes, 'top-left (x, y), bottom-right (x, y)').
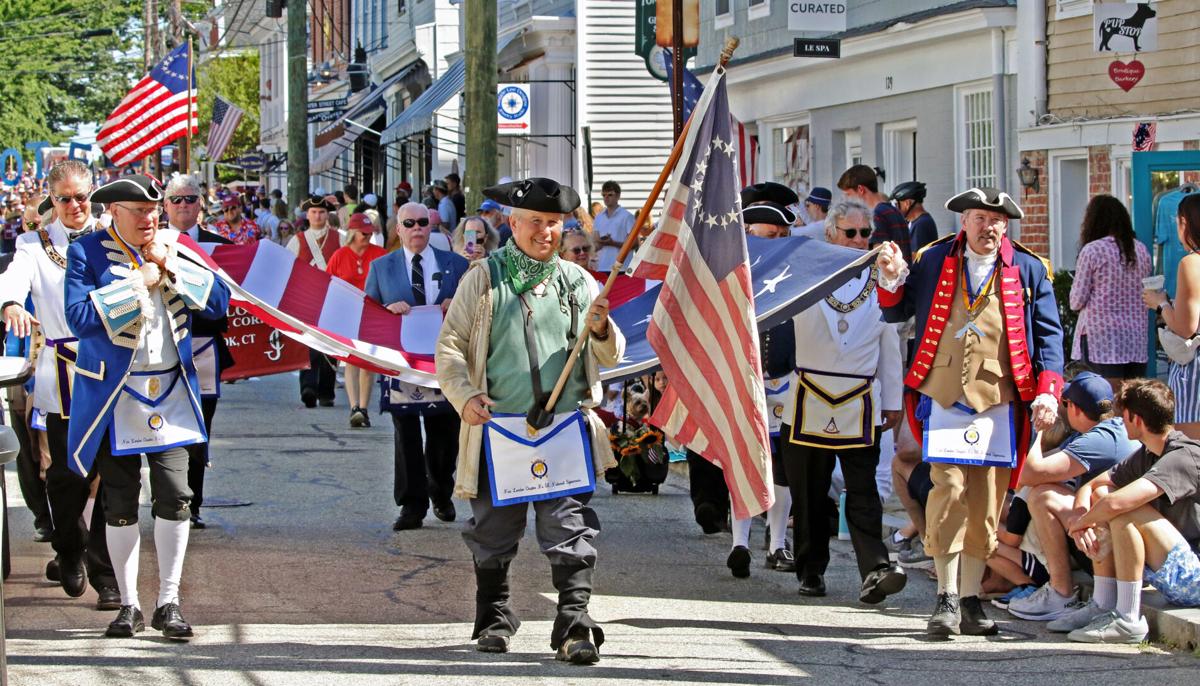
top-left (740, 182), bottom-right (799, 210)
top-left (945, 186), bottom-right (1023, 220)
top-left (300, 195), bottom-right (337, 212)
top-left (742, 202), bottom-right (796, 227)
top-left (89, 174), bottom-right (164, 204)
top-left (37, 195), bottom-right (52, 215)
top-left (483, 177), bottom-right (580, 214)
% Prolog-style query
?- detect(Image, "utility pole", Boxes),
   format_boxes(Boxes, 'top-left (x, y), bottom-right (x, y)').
top-left (287, 0), bottom-right (310, 211)
top-left (464, 0), bottom-right (497, 212)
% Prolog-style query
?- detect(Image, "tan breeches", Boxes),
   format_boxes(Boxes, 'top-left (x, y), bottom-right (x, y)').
top-left (924, 463), bottom-right (1010, 559)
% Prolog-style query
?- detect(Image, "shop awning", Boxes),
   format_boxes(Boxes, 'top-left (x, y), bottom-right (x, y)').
top-left (380, 58), bottom-right (466, 146)
top-left (311, 62), bottom-right (421, 174)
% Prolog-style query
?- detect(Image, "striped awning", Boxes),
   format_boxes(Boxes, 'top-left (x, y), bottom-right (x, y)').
top-left (379, 58), bottom-right (465, 146)
top-left (311, 62), bottom-right (421, 173)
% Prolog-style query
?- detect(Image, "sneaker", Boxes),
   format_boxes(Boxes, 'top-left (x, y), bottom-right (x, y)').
top-left (991, 584), bottom-right (1037, 610)
top-left (1008, 584), bottom-right (1080, 621)
top-left (1047, 599), bottom-right (1108, 633)
top-left (1067, 610), bottom-right (1149, 644)
top-left (898, 538), bottom-right (933, 569)
top-left (884, 528), bottom-right (911, 553)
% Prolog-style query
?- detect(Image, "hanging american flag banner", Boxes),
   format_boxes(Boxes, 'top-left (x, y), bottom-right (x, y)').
top-left (207, 95), bottom-right (245, 162)
top-left (644, 67), bottom-right (774, 519)
top-left (98, 44), bottom-right (199, 167)
top-left (665, 50), bottom-right (757, 188)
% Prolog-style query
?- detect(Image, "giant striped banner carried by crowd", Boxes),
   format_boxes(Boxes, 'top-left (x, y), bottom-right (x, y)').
top-left (174, 233), bottom-right (874, 388)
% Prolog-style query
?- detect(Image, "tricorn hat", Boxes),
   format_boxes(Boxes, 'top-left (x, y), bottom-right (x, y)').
top-left (300, 195), bottom-right (337, 212)
top-left (945, 186), bottom-right (1023, 219)
top-left (37, 195), bottom-right (52, 215)
top-left (742, 202), bottom-right (795, 227)
top-left (89, 174), bottom-right (164, 204)
top-left (740, 181), bottom-right (799, 210)
top-left (483, 177), bottom-right (580, 214)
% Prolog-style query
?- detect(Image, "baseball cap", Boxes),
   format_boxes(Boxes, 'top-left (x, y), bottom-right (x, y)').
top-left (1063, 371), bottom-right (1113, 417)
top-left (805, 187), bottom-right (832, 209)
top-left (478, 199), bottom-right (502, 212)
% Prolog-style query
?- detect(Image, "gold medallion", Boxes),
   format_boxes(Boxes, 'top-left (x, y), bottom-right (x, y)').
top-left (148, 376), bottom-right (161, 397)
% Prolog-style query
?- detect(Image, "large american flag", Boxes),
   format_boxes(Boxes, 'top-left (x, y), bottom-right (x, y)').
top-left (207, 95), bottom-right (245, 162)
top-left (642, 69), bottom-right (773, 519)
top-left (666, 51), bottom-right (757, 188)
top-left (99, 44), bottom-right (198, 167)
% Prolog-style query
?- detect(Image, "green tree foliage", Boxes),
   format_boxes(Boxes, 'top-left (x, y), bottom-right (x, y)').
top-left (0, 0), bottom-right (141, 149)
top-left (196, 51), bottom-right (260, 164)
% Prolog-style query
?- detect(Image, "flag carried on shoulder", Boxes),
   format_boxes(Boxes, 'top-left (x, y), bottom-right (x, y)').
top-left (207, 95), bottom-right (244, 162)
top-left (635, 67), bottom-right (773, 519)
top-left (98, 44), bottom-right (198, 167)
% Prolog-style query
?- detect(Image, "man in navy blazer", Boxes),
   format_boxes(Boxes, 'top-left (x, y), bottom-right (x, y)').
top-left (366, 201), bottom-right (469, 531)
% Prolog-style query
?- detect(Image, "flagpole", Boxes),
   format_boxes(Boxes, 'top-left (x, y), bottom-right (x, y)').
top-left (534, 37), bottom-right (740, 427)
top-left (184, 36), bottom-right (193, 174)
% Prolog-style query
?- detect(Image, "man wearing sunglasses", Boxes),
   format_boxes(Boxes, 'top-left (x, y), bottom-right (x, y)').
top-left (366, 202), bottom-right (469, 531)
top-left (0, 160), bottom-right (120, 609)
top-left (286, 195), bottom-right (340, 408)
top-left (164, 174), bottom-right (234, 531)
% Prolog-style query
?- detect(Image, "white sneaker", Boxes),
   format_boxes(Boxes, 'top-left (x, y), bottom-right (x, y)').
top-left (1008, 584), bottom-right (1079, 621)
top-left (1067, 610), bottom-right (1149, 644)
top-left (1046, 599), bottom-right (1108, 633)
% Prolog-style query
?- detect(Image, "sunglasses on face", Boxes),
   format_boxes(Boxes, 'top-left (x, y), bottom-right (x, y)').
top-left (402, 218), bottom-right (430, 228)
top-left (168, 195), bottom-right (199, 205)
top-left (568, 246), bottom-right (592, 255)
top-left (54, 193), bottom-right (89, 205)
top-left (839, 227), bottom-right (872, 239)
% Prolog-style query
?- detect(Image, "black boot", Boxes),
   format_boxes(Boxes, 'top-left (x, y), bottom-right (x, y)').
top-left (550, 564), bottom-right (603, 664)
top-left (960, 595), bottom-right (998, 636)
top-left (472, 561), bottom-right (520, 652)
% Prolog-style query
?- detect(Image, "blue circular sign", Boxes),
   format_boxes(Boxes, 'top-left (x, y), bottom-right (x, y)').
top-left (497, 86), bottom-right (529, 120)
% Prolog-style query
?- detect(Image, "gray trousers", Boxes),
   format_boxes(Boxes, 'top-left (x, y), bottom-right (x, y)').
top-left (462, 462), bottom-right (600, 569)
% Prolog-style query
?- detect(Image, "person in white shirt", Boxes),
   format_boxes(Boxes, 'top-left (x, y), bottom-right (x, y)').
top-left (780, 199), bottom-right (908, 604)
top-left (592, 180), bottom-right (635, 272)
top-left (792, 187), bottom-right (832, 240)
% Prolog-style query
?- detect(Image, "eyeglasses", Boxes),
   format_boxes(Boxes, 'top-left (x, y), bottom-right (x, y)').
top-left (168, 195), bottom-right (199, 205)
top-left (113, 203), bottom-right (161, 219)
top-left (402, 218), bottom-right (430, 228)
top-left (839, 227), bottom-right (872, 239)
top-left (568, 246), bottom-right (592, 255)
top-left (54, 193), bottom-right (89, 205)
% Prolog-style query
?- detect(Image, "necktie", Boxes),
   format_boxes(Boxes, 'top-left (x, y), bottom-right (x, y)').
top-left (411, 253), bottom-right (427, 306)
top-left (67, 228), bottom-right (94, 243)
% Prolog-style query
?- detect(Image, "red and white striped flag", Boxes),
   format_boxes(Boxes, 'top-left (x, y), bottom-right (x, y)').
top-left (206, 95), bottom-right (245, 162)
top-left (735, 121), bottom-right (758, 188)
top-left (639, 69), bottom-right (773, 519)
top-left (98, 44), bottom-right (198, 167)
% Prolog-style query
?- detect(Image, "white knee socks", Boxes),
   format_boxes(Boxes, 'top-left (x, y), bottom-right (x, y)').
top-left (1115, 580), bottom-right (1142, 621)
top-left (960, 554), bottom-right (987, 598)
top-left (1093, 576), bottom-right (1117, 609)
top-left (106, 524), bottom-right (141, 609)
top-left (767, 485), bottom-right (791, 552)
top-left (155, 517), bottom-right (190, 607)
top-left (731, 515), bottom-right (752, 549)
top-left (934, 553), bottom-right (960, 595)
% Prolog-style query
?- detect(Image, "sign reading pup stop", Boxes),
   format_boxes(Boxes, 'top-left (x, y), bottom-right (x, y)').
top-left (788, 2), bottom-right (848, 33)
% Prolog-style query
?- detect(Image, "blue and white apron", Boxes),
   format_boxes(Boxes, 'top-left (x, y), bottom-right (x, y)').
top-left (764, 374), bottom-right (792, 438)
top-left (110, 366), bottom-right (206, 455)
top-left (483, 410), bottom-right (595, 506)
top-left (921, 399), bottom-right (1017, 468)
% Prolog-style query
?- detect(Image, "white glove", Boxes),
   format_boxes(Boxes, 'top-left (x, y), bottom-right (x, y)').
top-left (875, 241), bottom-right (909, 292)
top-left (1030, 393), bottom-right (1059, 431)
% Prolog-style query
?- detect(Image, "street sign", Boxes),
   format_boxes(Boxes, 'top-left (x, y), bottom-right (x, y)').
top-left (235, 153), bottom-right (265, 171)
top-left (635, 0), bottom-right (695, 82)
top-left (497, 83), bottom-right (531, 135)
top-left (794, 38), bottom-right (841, 59)
top-left (307, 109), bottom-right (344, 123)
top-left (788, 2), bottom-right (848, 33)
top-left (307, 96), bottom-right (348, 112)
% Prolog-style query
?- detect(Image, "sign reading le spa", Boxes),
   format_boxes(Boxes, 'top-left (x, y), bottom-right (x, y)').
top-left (788, 2), bottom-right (848, 33)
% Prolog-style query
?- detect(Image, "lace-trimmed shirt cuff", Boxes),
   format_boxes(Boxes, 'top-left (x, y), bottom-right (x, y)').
top-left (877, 266), bottom-right (909, 293)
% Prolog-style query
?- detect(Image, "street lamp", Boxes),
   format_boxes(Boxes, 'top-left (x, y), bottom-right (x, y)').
top-left (1017, 157), bottom-right (1040, 193)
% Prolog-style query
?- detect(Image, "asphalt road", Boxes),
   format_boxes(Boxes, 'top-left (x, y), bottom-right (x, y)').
top-left (2, 372), bottom-right (1197, 685)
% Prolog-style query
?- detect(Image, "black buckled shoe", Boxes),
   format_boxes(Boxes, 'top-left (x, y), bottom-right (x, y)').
top-left (959, 595), bottom-right (998, 636)
top-left (555, 627), bottom-right (600, 665)
top-left (393, 515), bottom-right (423, 531)
top-left (476, 634), bottom-right (510, 653)
top-left (765, 548), bottom-right (796, 572)
top-left (798, 574), bottom-right (826, 597)
top-left (60, 556), bottom-right (87, 598)
top-left (432, 500), bottom-right (457, 522)
top-left (927, 592), bottom-right (961, 637)
top-left (105, 605), bottom-right (145, 638)
top-left (95, 585), bottom-right (122, 611)
top-left (860, 563), bottom-right (907, 604)
top-left (726, 546), bottom-right (751, 579)
top-left (151, 602), bottom-right (194, 640)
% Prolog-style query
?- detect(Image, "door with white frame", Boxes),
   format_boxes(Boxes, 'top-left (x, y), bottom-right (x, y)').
top-left (882, 119), bottom-right (917, 195)
top-left (1050, 149), bottom-right (1089, 271)
top-left (845, 129), bottom-right (863, 170)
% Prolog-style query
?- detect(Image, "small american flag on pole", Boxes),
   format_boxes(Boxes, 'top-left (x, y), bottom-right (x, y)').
top-left (640, 68), bottom-right (773, 519)
top-left (207, 96), bottom-right (245, 162)
top-left (98, 44), bottom-right (198, 167)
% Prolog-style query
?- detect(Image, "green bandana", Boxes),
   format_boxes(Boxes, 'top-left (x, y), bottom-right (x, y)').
top-left (501, 243), bottom-right (559, 294)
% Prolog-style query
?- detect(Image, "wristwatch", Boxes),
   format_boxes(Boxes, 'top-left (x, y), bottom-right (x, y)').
top-left (1157, 299), bottom-right (1172, 313)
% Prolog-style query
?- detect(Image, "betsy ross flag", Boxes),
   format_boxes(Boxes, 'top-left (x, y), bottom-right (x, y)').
top-left (665, 50), bottom-right (757, 188)
top-left (99, 44), bottom-right (198, 166)
top-left (640, 68), bottom-right (773, 519)
top-left (207, 96), bottom-right (245, 162)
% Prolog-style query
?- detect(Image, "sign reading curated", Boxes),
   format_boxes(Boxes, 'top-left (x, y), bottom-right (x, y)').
top-left (788, 2), bottom-right (848, 33)
top-left (1094, 2), bottom-right (1157, 53)
top-left (221, 307), bottom-right (310, 382)
top-left (497, 83), bottom-right (531, 135)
